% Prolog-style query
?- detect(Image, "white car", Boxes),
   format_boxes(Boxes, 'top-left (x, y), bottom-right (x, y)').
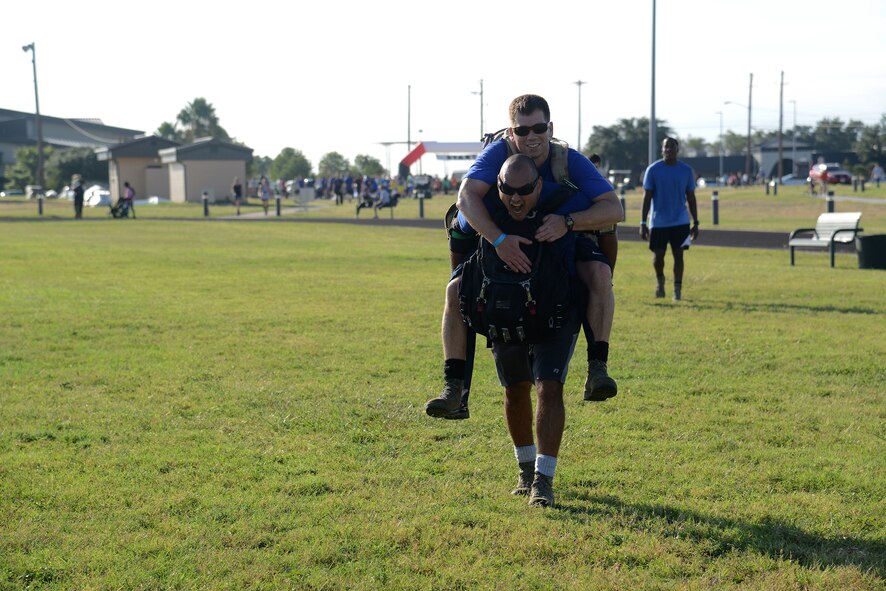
top-left (769, 174), bottom-right (807, 187)
top-left (84, 185), bottom-right (112, 207)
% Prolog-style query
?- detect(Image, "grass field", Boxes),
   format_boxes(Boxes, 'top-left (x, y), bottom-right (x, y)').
top-left (1, 219), bottom-right (884, 590)
top-left (2, 182), bottom-right (885, 234)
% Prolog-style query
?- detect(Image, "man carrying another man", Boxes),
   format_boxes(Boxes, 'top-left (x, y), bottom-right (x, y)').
top-left (425, 94), bottom-right (623, 421)
top-left (460, 153), bottom-right (583, 507)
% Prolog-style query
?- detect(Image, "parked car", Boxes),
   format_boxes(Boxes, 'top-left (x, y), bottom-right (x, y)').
top-left (809, 163), bottom-right (852, 185)
top-left (696, 177), bottom-right (722, 188)
top-left (769, 174), bottom-right (807, 187)
top-left (0, 189), bottom-right (25, 198)
top-left (607, 169), bottom-right (635, 191)
top-left (84, 184), bottom-right (112, 207)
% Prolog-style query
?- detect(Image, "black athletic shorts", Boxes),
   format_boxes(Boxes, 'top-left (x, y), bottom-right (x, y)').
top-left (491, 327), bottom-right (579, 387)
top-left (649, 224), bottom-right (690, 252)
top-left (575, 233), bottom-right (612, 268)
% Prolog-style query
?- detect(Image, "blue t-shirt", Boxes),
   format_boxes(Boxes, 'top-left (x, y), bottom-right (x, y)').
top-left (454, 139), bottom-right (613, 271)
top-left (642, 159), bottom-right (695, 228)
top-left (455, 139), bottom-right (611, 228)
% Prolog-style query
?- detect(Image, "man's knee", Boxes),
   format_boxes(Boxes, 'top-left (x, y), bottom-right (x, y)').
top-left (537, 380), bottom-right (564, 404)
top-left (445, 277), bottom-right (461, 310)
top-left (505, 382), bottom-right (533, 401)
top-left (577, 260), bottom-right (612, 292)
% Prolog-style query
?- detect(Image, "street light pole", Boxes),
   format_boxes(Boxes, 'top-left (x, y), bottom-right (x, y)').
top-left (418, 129), bottom-right (423, 175)
top-left (574, 80), bottom-right (586, 152)
top-left (716, 111), bottom-right (723, 181)
top-left (724, 94), bottom-right (752, 181)
top-left (22, 42), bottom-right (44, 189)
top-left (648, 0), bottom-right (657, 169)
top-left (789, 99), bottom-right (797, 176)
top-left (746, 73), bottom-right (753, 180)
top-left (471, 80), bottom-right (484, 139)
top-left (479, 79), bottom-right (483, 139)
top-left (778, 71), bottom-right (784, 181)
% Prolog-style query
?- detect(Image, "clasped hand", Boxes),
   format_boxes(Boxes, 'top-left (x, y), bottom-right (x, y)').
top-left (534, 214), bottom-right (569, 243)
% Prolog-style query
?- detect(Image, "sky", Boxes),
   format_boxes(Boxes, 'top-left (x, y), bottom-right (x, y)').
top-left (4, 0), bottom-right (885, 178)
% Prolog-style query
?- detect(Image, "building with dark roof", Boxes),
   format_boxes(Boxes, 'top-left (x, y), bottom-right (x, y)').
top-left (158, 137), bottom-right (253, 203)
top-left (96, 136), bottom-right (181, 201)
top-left (0, 107), bottom-right (144, 170)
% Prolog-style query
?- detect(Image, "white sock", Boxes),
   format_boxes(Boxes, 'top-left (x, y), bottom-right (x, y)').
top-left (514, 444), bottom-right (536, 464)
top-left (535, 454), bottom-right (557, 478)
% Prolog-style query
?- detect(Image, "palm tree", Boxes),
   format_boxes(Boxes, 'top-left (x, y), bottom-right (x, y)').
top-left (176, 98), bottom-right (230, 142)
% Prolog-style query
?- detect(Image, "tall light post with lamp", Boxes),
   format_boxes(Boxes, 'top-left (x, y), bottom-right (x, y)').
top-left (470, 80), bottom-right (484, 140)
top-left (648, 0), bottom-right (657, 170)
top-left (418, 129), bottom-right (423, 175)
top-left (789, 99), bottom-right (797, 176)
top-left (22, 42), bottom-right (44, 190)
top-left (716, 110), bottom-right (724, 182)
top-left (725, 96), bottom-right (752, 180)
top-left (574, 80), bottom-right (586, 152)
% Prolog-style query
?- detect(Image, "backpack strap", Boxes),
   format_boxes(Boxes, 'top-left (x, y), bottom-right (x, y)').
top-left (483, 128), bottom-right (510, 147)
top-left (549, 139), bottom-right (576, 189)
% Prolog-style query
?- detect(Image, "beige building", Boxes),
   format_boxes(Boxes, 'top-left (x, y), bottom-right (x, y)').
top-left (159, 138), bottom-right (253, 203)
top-left (96, 135), bottom-right (180, 201)
top-left (96, 136), bottom-right (253, 203)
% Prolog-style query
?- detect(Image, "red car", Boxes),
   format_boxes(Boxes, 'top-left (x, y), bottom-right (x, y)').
top-left (809, 163), bottom-right (852, 185)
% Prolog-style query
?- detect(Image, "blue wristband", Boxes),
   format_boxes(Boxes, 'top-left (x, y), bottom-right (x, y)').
top-left (492, 233), bottom-right (507, 248)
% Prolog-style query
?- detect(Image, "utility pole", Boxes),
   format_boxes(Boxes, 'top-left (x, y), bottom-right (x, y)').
top-left (407, 85), bottom-right (411, 155)
top-left (716, 111), bottom-right (724, 181)
top-left (778, 71), bottom-right (784, 180)
top-left (471, 80), bottom-right (484, 139)
top-left (745, 72), bottom-right (753, 180)
top-left (574, 80), bottom-right (586, 152)
top-left (648, 0), bottom-right (657, 169)
top-left (22, 42), bottom-right (44, 189)
top-left (479, 79), bottom-right (484, 139)
top-left (789, 100), bottom-right (797, 175)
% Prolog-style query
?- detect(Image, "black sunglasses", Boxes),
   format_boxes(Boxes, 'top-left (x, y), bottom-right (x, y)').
top-left (498, 175), bottom-right (539, 196)
top-left (512, 122), bottom-right (550, 137)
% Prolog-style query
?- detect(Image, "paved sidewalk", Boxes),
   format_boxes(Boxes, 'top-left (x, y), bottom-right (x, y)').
top-left (0, 212), bottom-right (858, 253)
top-left (234, 217), bottom-right (795, 251)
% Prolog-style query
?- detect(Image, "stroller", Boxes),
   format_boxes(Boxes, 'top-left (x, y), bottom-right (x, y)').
top-left (109, 198), bottom-right (131, 218)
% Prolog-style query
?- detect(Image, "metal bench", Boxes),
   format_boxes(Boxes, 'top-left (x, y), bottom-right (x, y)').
top-left (789, 212), bottom-right (863, 267)
top-left (355, 193), bottom-right (399, 219)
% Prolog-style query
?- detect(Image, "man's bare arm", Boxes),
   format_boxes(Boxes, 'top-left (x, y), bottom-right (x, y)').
top-left (534, 190), bottom-right (624, 242)
top-left (641, 190), bottom-right (653, 224)
top-left (639, 189), bottom-right (653, 240)
top-left (686, 190), bottom-right (699, 240)
top-left (568, 190), bottom-right (623, 231)
top-left (686, 190), bottom-right (698, 224)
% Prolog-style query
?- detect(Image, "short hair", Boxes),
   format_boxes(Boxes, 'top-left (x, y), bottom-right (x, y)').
top-left (663, 137), bottom-right (679, 148)
top-left (508, 95), bottom-right (550, 125)
top-left (589, 153), bottom-right (602, 165)
top-left (501, 153), bottom-right (538, 181)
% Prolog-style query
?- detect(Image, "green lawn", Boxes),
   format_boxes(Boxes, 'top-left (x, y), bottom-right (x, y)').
top-left (1, 220), bottom-right (883, 590)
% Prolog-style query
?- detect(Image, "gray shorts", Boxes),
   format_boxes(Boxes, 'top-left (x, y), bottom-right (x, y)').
top-left (491, 329), bottom-right (579, 387)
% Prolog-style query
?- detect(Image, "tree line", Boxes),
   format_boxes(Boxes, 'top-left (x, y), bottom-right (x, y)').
top-left (4, 96), bottom-right (883, 191)
top-left (583, 115), bottom-right (885, 177)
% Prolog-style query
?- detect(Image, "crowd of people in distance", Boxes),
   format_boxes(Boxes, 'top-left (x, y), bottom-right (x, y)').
top-left (235, 173), bottom-right (461, 218)
top-left (242, 174), bottom-right (458, 202)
